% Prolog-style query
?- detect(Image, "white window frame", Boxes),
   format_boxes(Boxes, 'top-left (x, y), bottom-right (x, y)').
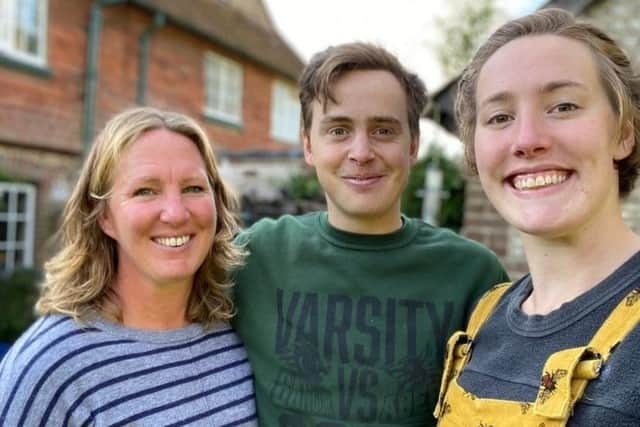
top-left (0, 0), bottom-right (48, 67)
top-left (0, 182), bottom-right (36, 273)
top-left (204, 51), bottom-right (243, 125)
top-left (270, 80), bottom-right (301, 144)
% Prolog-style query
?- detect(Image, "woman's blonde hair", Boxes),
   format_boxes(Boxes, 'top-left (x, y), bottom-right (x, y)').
top-left (37, 107), bottom-right (245, 326)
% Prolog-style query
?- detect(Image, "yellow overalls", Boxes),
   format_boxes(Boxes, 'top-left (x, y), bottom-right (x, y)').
top-left (434, 283), bottom-right (640, 426)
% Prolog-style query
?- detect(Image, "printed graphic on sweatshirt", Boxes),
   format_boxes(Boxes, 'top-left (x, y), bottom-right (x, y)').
top-left (271, 288), bottom-right (455, 426)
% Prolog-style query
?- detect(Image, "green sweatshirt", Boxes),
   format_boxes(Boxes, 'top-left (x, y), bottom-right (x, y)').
top-left (232, 212), bottom-right (508, 427)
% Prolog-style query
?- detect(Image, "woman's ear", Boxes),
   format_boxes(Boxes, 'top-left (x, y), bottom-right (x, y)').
top-left (614, 120), bottom-right (635, 161)
top-left (98, 207), bottom-right (115, 239)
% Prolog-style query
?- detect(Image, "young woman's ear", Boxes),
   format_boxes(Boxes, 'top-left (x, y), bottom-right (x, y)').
top-left (614, 120), bottom-right (635, 161)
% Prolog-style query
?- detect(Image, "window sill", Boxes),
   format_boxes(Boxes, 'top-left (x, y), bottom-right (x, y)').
top-left (271, 134), bottom-right (301, 145)
top-left (0, 54), bottom-right (52, 78)
top-left (203, 112), bottom-right (244, 131)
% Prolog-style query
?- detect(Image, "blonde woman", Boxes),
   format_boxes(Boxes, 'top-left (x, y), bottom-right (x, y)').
top-left (0, 108), bottom-right (257, 426)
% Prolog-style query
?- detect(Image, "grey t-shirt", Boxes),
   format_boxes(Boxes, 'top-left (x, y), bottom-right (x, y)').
top-left (459, 251), bottom-right (640, 426)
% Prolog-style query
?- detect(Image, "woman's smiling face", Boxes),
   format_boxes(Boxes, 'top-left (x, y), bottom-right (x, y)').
top-left (474, 34), bottom-right (632, 240)
top-left (99, 128), bottom-right (217, 289)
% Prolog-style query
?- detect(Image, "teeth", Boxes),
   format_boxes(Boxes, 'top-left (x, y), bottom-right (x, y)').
top-left (154, 235), bottom-right (190, 247)
top-left (513, 172), bottom-right (567, 190)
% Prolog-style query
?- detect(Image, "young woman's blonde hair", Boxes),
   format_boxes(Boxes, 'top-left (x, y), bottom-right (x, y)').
top-left (37, 107), bottom-right (245, 326)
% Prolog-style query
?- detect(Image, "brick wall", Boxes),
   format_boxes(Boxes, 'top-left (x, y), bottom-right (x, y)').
top-left (0, 145), bottom-right (79, 266)
top-left (92, 4), bottom-right (298, 151)
top-left (461, 177), bottom-right (528, 279)
top-left (0, 0), bottom-right (303, 271)
top-left (0, 0), bottom-right (87, 152)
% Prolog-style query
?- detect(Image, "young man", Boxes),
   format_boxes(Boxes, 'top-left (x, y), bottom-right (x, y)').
top-left (232, 42), bottom-right (507, 427)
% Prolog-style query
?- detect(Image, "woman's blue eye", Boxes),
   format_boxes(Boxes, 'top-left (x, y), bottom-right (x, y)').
top-left (184, 186), bottom-right (205, 193)
top-left (133, 188), bottom-right (154, 196)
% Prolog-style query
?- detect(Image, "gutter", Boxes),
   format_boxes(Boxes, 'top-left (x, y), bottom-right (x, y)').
top-left (137, 11), bottom-right (166, 105)
top-left (82, 0), bottom-right (128, 155)
top-left (129, 0), bottom-right (303, 82)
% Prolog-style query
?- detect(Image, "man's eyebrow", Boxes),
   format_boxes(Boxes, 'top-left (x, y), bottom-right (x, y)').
top-left (370, 116), bottom-right (402, 125)
top-left (319, 115), bottom-right (352, 125)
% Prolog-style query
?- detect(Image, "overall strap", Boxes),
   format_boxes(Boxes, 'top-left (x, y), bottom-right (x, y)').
top-left (467, 282), bottom-right (512, 337)
top-left (588, 288), bottom-right (640, 360)
top-left (533, 287), bottom-right (640, 420)
top-left (434, 282), bottom-right (511, 418)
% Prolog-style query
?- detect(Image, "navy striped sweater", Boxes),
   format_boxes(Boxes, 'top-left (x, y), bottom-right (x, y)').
top-left (0, 314), bottom-right (257, 426)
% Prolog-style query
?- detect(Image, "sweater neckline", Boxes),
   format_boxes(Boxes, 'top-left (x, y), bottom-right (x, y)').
top-left (87, 311), bottom-right (216, 344)
top-left (505, 250), bottom-right (640, 337)
top-left (316, 212), bottom-right (419, 250)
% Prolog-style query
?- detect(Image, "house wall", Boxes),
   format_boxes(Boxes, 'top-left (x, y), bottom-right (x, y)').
top-left (462, 0), bottom-right (640, 279)
top-left (0, 0), bottom-right (302, 268)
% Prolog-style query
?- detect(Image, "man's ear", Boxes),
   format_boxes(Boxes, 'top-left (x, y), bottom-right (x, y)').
top-left (303, 131), bottom-right (314, 167)
top-left (409, 135), bottom-right (420, 165)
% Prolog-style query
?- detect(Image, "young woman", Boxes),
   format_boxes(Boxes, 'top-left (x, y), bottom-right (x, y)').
top-left (435, 8), bottom-right (640, 426)
top-left (0, 108), bottom-right (257, 426)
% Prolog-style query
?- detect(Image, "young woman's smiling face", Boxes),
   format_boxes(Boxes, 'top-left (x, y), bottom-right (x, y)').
top-left (474, 34), bottom-right (632, 240)
top-left (99, 128), bottom-right (216, 290)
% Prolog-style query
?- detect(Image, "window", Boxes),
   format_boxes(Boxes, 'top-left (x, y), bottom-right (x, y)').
top-left (270, 80), bottom-right (300, 144)
top-left (204, 51), bottom-right (243, 125)
top-left (0, 183), bottom-right (36, 273)
top-left (0, 0), bottom-right (48, 66)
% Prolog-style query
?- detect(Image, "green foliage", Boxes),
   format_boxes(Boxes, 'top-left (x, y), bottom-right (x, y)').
top-left (0, 268), bottom-right (42, 343)
top-left (0, 167), bottom-right (27, 183)
top-left (435, 0), bottom-right (501, 78)
top-left (285, 171), bottom-right (324, 202)
top-left (402, 146), bottom-right (465, 231)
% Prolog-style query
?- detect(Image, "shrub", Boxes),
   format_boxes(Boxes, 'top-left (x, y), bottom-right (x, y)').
top-left (402, 147), bottom-right (465, 232)
top-left (0, 267), bottom-right (41, 343)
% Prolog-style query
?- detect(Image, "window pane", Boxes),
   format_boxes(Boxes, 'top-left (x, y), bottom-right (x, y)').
top-left (16, 220), bottom-right (25, 241)
top-left (18, 0), bottom-right (39, 30)
top-left (0, 183), bottom-right (36, 273)
top-left (271, 81), bottom-right (301, 143)
top-left (205, 52), bottom-right (242, 123)
top-left (2, 0), bottom-right (44, 60)
top-left (14, 248), bottom-right (23, 266)
top-left (26, 30), bottom-right (38, 54)
top-left (17, 191), bottom-right (27, 213)
top-left (209, 61), bottom-right (220, 87)
top-left (0, 191), bottom-right (7, 212)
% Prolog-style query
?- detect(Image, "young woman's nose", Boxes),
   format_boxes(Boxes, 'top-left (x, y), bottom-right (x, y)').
top-left (512, 113), bottom-right (551, 158)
